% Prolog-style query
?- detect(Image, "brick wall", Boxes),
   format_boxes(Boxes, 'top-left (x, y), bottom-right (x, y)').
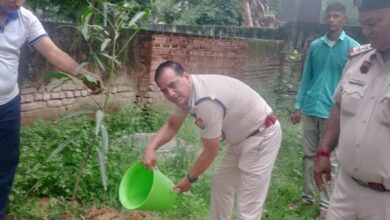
top-left (18, 23), bottom-right (138, 124)
top-left (17, 22), bottom-right (364, 123)
top-left (138, 32), bottom-right (283, 104)
top-left (18, 23), bottom-right (284, 123)
top-left (20, 75), bottom-right (137, 124)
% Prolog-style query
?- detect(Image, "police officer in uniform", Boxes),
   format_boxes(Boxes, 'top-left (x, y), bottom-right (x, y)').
top-left (142, 61), bottom-right (282, 220)
top-left (314, 0), bottom-right (390, 219)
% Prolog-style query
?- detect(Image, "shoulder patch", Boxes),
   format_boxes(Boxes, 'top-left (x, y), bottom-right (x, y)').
top-left (349, 44), bottom-right (373, 57)
top-left (195, 117), bottom-right (206, 129)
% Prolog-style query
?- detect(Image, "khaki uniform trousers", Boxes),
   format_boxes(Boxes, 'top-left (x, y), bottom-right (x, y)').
top-left (302, 115), bottom-right (338, 208)
top-left (210, 121), bottom-right (282, 220)
top-left (326, 168), bottom-right (390, 220)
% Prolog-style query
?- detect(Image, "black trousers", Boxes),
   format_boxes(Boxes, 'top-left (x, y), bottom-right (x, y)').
top-left (0, 95), bottom-right (20, 220)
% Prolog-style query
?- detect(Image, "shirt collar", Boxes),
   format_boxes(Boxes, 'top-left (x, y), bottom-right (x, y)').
top-left (7, 10), bottom-right (19, 21)
top-left (174, 75), bottom-right (195, 113)
top-left (321, 30), bottom-right (346, 43)
top-left (0, 10), bottom-right (19, 30)
top-left (370, 49), bottom-right (386, 65)
top-left (338, 30), bottom-right (346, 41)
top-left (188, 76), bottom-right (195, 109)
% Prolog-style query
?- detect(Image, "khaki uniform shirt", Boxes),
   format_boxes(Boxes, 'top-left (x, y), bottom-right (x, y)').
top-left (172, 74), bottom-right (272, 145)
top-left (334, 46), bottom-right (390, 188)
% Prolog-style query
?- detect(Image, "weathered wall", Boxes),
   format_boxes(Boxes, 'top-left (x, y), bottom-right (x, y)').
top-left (19, 22), bottom-right (364, 123)
top-left (137, 34), bottom-right (283, 103)
top-left (19, 23), bottom-right (138, 124)
top-left (19, 23), bottom-right (284, 123)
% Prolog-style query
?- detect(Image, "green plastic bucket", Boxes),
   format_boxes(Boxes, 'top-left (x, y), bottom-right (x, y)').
top-left (119, 161), bottom-right (177, 211)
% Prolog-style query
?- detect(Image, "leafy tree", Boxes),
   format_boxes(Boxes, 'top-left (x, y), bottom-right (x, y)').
top-left (26, 0), bottom-right (151, 23)
top-left (153, 0), bottom-right (242, 26)
top-left (242, 0), bottom-right (278, 27)
top-left (27, 0), bottom-right (90, 22)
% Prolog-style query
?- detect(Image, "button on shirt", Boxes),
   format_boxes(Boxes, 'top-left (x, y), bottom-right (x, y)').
top-left (0, 7), bottom-right (47, 105)
top-left (333, 49), bottom-right (390, 189)
top-left (172, 74), bottom-right (272, 145)
top-left (295, 31), bottom-right (360, 118)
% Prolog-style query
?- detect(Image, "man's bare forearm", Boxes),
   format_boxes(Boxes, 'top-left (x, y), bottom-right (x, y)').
top-left (34, 37), bottom-right (81, 75)
top-left (188, 138), bottom-right (220, 178)
top-left (147, 123), bottom-right (177, 151)
top-left (147, 114), bottom-right (185, 151)
top-left (319, 103), bottom-right (341, 153)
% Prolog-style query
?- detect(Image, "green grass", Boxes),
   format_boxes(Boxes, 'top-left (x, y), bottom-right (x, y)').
top-left (263, 116), bottom-right (319, 220)
top-left (9, 80), bottom-right (322, 219)
top-left (259, 80), bottom-right (321, 220)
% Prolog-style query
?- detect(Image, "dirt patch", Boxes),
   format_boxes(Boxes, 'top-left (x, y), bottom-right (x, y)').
top-left (38, 197), bottom-right (50, 216)
top-left (7, 206), bottom-right (154, 220)
top-left (5, 215), bottom-right (23, 220)
top-left (83, 207), bottom-right (153, 220)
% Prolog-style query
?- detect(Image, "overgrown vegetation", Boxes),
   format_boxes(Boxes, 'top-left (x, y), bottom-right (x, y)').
top-left (26, 0), bottom-right (361, 27)
top-left (10, 104), bottom-right (166, 218)
top-left (257, 78), bottom-right (319, 220)
top-left (152, 0), bottom-right (242, 25)
top-left (26, 0), bottom-right (152, 23)
top-left (43, 0), bottom-right (152, 201)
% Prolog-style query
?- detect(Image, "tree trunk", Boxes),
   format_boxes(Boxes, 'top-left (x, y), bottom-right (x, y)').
top-left (241, 0), bottom-right (253, 26)
top-left (241, 0), bottom-right (277, 27)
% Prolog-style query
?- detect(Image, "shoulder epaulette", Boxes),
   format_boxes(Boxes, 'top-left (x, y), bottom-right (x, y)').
top-left (349, 44), bottom-right (373, 57)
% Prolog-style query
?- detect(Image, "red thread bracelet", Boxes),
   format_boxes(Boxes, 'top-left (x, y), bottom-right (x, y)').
top-left (315, 149), bottom-right (330, 158)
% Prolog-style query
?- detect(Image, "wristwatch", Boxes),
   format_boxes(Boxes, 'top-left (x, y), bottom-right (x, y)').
top-left (187, 174), bottom-right (198, 184)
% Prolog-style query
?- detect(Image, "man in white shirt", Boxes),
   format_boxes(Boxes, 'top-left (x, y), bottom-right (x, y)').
top-left (0, 1), bottom-right (102, 218)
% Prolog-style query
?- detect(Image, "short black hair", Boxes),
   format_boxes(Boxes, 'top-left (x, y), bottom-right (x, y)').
top-left (155, 60), bottom-right (185, 82)
top-left (326, 2), bottom-right (346, 13)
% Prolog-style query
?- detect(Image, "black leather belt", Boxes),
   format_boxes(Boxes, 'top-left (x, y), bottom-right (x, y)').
top-left (352, 177), bottom-right (390, 192)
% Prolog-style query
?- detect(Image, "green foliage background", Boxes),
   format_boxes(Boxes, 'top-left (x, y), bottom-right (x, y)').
top-left (26, 0), bottom-right (360, 26)
top-left (26, 0), bottom-right (152, 22)
top-left (10, 105), bottom-right (168, 218)
top-left (26, 0), bottom-right (242, 26)
top-left (152, 0), bottom-right (243, 25)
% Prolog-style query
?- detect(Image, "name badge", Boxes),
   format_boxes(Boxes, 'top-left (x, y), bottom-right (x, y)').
top-left (348, 79), bottom-right (366, 87)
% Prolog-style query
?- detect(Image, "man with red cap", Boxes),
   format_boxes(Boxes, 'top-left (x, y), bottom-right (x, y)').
top-left (314, 0), bottom-right (390, 219)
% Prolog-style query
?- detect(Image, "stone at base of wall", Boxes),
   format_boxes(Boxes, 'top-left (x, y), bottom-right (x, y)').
top-left (21, 91), bottom-right (136, 125)
top-left (127, 132), bottom-right (177, 153)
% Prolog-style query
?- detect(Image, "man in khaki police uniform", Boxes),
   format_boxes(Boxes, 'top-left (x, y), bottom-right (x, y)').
top-left (142, 61), bottom-right (282, 220)
top-left (314, 0), bottom-right (390, 219)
